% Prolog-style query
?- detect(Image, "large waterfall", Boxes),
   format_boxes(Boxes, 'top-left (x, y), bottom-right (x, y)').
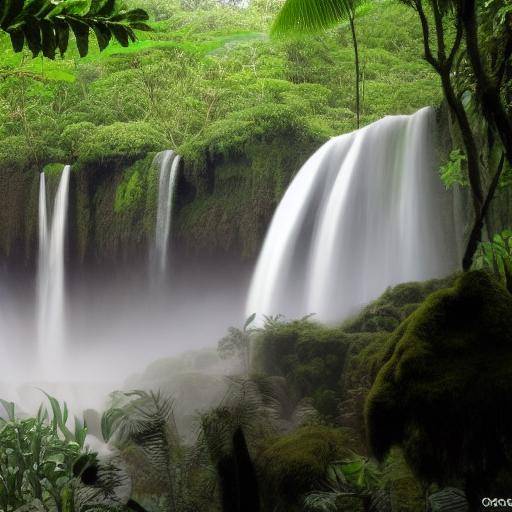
top-left (246, 108), bottom-right (457, 323)
top-left (152, 150), bottom-right (181, 278)
top-left (38, 165), bottom-right (71, 374)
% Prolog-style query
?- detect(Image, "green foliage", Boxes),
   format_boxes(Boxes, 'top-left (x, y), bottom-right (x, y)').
top-left (253, 318), bottom-right (350, 418)
top-left (217, 314), bottom-right (256, 375)
top-left (365, 271), bottom-right (512, 496)
top-left (439, 149), bottom-right (468, 189)
top-left (474, 229), bottom-right (512, 289)
top-left (61, 121), bottom-right (97, 159)
top-left (77, 121), bottom-right (167, 164)
top-left (0, 0), bottom-right (150, 59)
top-left (272, 0), bottom-right (352, 36)
top-left (257, 426), bottom-right (354, 510)
top-left (114, 168), bottom-right (144, 213)
top-left (0, 395), bottom-right (86, 511)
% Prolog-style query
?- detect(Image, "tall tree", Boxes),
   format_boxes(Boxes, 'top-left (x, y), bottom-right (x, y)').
top-left (403, 0), bottom-right (510, 269)
top-left (271, 0), bottom-right (363, 128)
top-left (0, 0), bottom-right (150, 59)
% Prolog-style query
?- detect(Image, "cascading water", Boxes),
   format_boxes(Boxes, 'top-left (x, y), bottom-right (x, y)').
top-left (152, 150), bottom-right (181, 278)
top-left (38, 165), bottom-right (71, 375)
top-left (246, 107), bottom-right (458, 324)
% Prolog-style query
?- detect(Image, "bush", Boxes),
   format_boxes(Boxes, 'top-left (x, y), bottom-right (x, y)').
top-left (257, 426), bottom-right (355, 510)
top-left (77, 122), bottom-right (168, 165)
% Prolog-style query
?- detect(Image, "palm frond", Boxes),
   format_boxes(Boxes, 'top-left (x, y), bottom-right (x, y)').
top-left (271, 0), bottom-right (354, 36)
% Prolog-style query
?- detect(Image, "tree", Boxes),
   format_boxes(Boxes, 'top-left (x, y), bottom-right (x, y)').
top-left (217, 313), bottom-right (256, 375)
top-left (365, 271), bottom-right (512, 511)
top-left (271, 0), bottom-right (363, 128)
top-left (0, 0), bottom-right (150, 59)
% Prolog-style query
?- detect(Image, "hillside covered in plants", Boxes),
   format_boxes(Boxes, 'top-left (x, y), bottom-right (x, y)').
top-left (1, 0), bottom-right (512, 511)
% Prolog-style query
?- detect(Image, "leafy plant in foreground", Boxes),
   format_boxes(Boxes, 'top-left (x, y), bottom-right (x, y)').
top-left (304, 455), bottom-right (392, 512)
top-left (0, 0), bottom-right (151, 59)
top-left (0, 395), bottom-right (86, 511)
top-left (474, 229), bottom-right (512, 292)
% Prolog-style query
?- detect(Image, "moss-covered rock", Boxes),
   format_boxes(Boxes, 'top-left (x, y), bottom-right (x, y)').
top-left (257, 426), bottom-right (355, 510)
top-left (365, 271), bottom-right (512, 502)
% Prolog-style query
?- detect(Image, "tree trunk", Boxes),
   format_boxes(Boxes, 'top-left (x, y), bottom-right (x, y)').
top-left (349, 13), bottom-right (360, 129)
top-left (461, 0), bottom-right (512, 167)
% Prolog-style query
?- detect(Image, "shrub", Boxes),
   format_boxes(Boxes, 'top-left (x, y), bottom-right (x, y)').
top-left (77, 122), bottom-right (168, 165)
top-left (257, 426), bottom-right (355, 510)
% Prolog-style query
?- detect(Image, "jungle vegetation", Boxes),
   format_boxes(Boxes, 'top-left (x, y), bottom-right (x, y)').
top-left (1, 0), bottom-right (512, 511)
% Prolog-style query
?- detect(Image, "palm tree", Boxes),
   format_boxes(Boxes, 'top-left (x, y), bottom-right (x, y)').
top-left (0, 0), bottom-right (150, 59)
top-left (272, 0), bottom-right (363, 128)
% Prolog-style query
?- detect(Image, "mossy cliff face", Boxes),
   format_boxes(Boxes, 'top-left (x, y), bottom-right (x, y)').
top-left (176, 105), bottom-right (328, 261)
top-left (0, 111), bottom-right (325, 269)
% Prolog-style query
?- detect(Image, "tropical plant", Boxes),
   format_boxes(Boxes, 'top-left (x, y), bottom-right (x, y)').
top-left (0, 0), bottom-right (151, 59)
top-left (474, 229), bottom-right (512, 292)
top-left (272, 0), bottom-right (366, 128)
top-left (303, 455), bottom-right (392, 512)
top-left (106, 390), bottom-right (182, 512)
top-left (217, 313), bottom-right (256, 375)
top-left (0, 395), bottom-right (87, 511)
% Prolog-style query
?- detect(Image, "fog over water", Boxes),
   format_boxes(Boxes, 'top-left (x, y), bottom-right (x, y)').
top-left (0, 109), bottom-right (460, 416)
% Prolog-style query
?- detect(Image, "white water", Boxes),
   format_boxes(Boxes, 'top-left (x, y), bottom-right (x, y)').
top-left (246, 107), bottom-right (457, 323)
top-left (153, 150), bottom-right (181, 278)
top-left (37, 165), bottom-right (71, 375)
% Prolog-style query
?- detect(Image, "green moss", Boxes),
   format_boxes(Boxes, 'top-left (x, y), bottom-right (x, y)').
top-left (174, 103), bottom-right (328, 259)
top-left (71, 153), bottom-right (159, 263)
top-left (77, 122), bottom-right (167, 165)
top-left (365, 271), bottom-right (512, 491)
top-left (42, 163), bottom-right (66, 177)
top-left (115, 169), bottom-right (145, 214)
top-left (342, 275), bottom-right (457, 333)
top-left (257, 426), bottom-right (355, 510)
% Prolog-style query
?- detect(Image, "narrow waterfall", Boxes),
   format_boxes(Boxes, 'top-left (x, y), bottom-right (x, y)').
top-left (152, 150), bottom-right (181, 278)
top-left (246, 107), bottom-right (457, 324)
top-left (38, 165), bottom-right (71, 373)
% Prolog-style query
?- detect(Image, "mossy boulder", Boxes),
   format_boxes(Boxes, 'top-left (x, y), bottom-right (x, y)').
top-left (365, 271), bottom-right (512, 503)
top-left (257, 426), bottom-right (355, 510)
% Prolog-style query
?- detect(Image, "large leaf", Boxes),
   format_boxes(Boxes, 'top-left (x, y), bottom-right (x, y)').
top-left (1, 0), bottom-right (151, 58)
top-left (271, 0), bottom-right (354, 36)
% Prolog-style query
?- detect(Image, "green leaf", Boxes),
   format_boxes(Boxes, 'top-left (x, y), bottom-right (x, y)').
top-left (244, 313), bottom-right (256, 331)
top-left (271, 0), bottom-right (354, 36)
top-left (109, 23), bottom-right (129, 46)
top-left (0, 399), bottom-right (16, 421)
top-left (1, 0), bottom-right (24, 29)
top-left (54, 18), bottom-right (70, 56)
top-left (22, 17), bottom-right (42, 57)
top-left (8, 28), bottom-right (25, 52)
top-left (91, 21), bottom-right (111, 50)
top-left (67, 17), bottom-right (90, 57)
top-left (40, 19), bottom-right (56, 59)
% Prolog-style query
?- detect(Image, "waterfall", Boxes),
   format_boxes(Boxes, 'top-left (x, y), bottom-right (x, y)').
top-left (246, 107), bottom-right (457, 324)
top-left (38, 165), bottom-right (71, 374)
top-left (153, 150), bottom-right (180, 278)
